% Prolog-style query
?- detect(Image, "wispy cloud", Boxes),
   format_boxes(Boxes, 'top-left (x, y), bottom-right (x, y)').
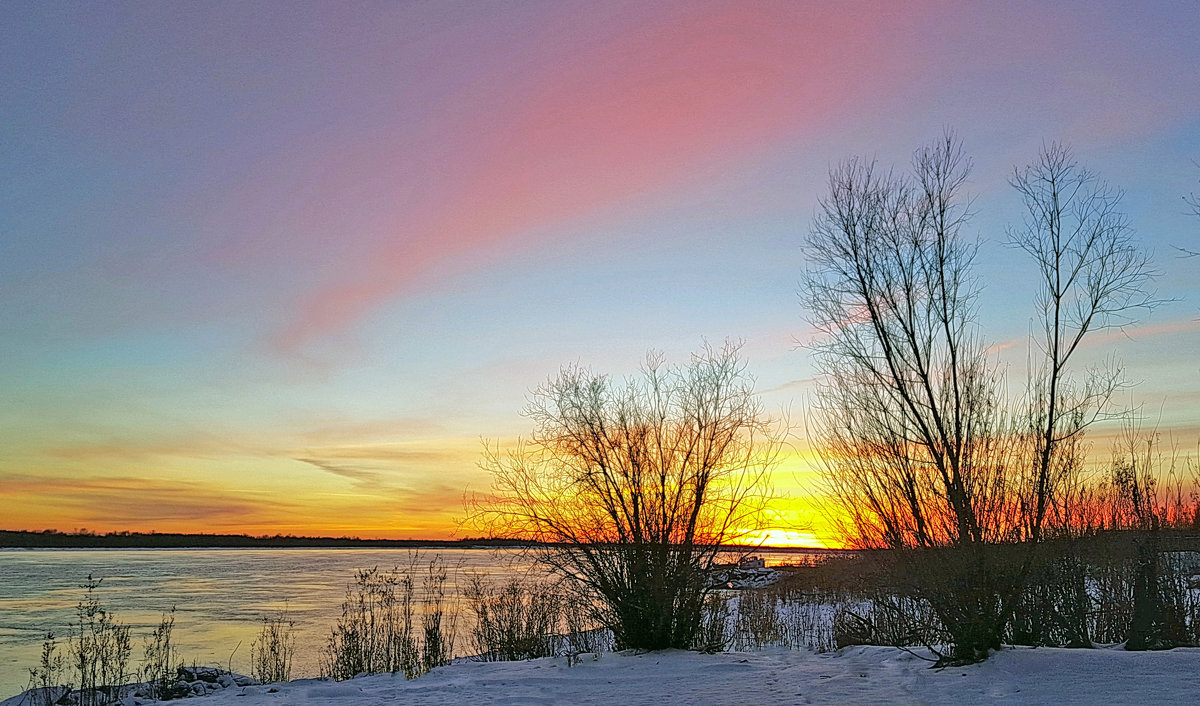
top-left (0, 474), bottom-right (300, 528)
top-left (1080, 316), bottom-right (1200, 348)
top-left (985, 337), bottom-right (1026, 356)
top-left (291, 439), bottom-right (485, 497)
top-left (293, 457), bottom-right (383, 486)
top-left (758, 378), bottom-right (818, 395)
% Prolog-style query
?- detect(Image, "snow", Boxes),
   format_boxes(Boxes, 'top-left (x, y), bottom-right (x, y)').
top-left (711, 566), bottom-right (781, 589)
top-left (28, 645), bottom-right (1190, 706)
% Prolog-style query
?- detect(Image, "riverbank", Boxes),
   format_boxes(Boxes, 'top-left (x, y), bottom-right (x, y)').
top-left (10, 645), bottom-right (1192, 706)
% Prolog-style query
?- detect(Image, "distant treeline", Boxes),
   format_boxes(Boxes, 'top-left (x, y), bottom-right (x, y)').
top-left (0, 529), bottom-right (540, 549)
top-left (0, 529), bottom-right (846, 552)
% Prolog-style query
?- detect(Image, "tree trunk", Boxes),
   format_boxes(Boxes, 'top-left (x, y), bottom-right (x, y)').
top-left (1126, 529), bottom-right (1166, 650)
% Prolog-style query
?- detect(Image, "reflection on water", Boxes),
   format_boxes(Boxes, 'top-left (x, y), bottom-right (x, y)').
top-left (0, 547), bottom-right (822, 698)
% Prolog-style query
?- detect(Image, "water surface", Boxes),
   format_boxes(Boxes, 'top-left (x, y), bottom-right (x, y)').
top-left (0, 547), bottom-right (820, 698)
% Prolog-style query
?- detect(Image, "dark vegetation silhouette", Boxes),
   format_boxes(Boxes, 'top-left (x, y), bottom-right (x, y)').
top-left (250, 610), bottom-right (295, 684)
top-left (462, 574), bottom-right (611, 663)
top-left (468, 342), bottom-right (784, 651)
top-left (321, 557), bottom-right (455, 681)
top-left (71, 577), bottom-right (132, 706)
top-left (20, 577), bottom-right (133, 706)
top-left (140, 608), bottom-right (183, 700)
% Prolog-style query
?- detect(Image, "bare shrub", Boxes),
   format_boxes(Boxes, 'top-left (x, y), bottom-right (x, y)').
top-left (464, 575), bottom-right (561, 661)
top-left (23, 632), bottom-right (68, 706)
top-left (72, 576), bottom-right (132, 706)
top-left (561, 592), bottom-right (612, 660)
top-left (251, 609), bottom-right (295, 684)
top-left (1087, 542), bottom-right (1136, 644)
top-left (1152, 551), bottom-right (1195, 646)
top-left (1098, 428), bottom-right (1199, 649)
top-left (720, 556), bottom-right (943, 655)
top-left (834, 594), bottom-right (945, 651)
top-left (419, 557), bottom-right (455, 673)
top-left (1008, 549), bottom-right (1091, 648)
top-left (732, 590), bottom-right (779, 650)
top-left (774, 598), bottom-right (837, 653)
top-left (726, 557), bottom-right (868, 653)
top-left (470, 342), bottom-right (783, 651)
top-left (141, 608), bottom-right (184, 700)
top-left (321, 566), bottom-right (413, 680)
top-left (1098, 429), bottom-right (1199, 532)
top-left (1007, 530), bottom-right (1200, 649)
top-left (691, 593), bottom-right (732, 653)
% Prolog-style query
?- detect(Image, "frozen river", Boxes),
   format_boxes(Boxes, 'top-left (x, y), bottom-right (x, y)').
top-left (0, 546), bottom-right (822, 698)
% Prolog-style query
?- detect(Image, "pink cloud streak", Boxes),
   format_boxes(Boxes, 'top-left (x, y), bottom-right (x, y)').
top-left (271, 2), bottom-right (938, 350)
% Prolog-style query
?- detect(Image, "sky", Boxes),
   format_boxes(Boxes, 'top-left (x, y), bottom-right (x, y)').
top-left (2, 1), bottom-right (1198, 547)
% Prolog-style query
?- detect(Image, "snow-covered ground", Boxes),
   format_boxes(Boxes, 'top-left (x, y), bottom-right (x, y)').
top-left (27, 645), bottom-right (1189, 706)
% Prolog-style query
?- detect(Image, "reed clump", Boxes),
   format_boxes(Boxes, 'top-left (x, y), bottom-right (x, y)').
top-left (20, 578), bottom-right (200, 705)
top-left (141, 607), bottom-right (185, 700)
top-left (321, 554), bottom-right (457, 681)
top-left (23, 632), bottom-right (67, 706)
top-left (251, 609), bottom-right (295, 684)
top-left (464, 575), bottom-right (561, 661)
top-left (72, 576), bottom-right (133, 706)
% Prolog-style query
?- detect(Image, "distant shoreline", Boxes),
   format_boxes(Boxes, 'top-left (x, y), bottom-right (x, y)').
top-left (0, 529), bottom-right (536, 550)
top-left (0, 529), bottom-right (842, 552)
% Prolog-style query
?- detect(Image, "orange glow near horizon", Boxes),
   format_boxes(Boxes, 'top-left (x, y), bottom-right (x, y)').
top-left (0, 439), bottom-right (850, 547)
top-left (12, 425), bottom-right (1199, 550)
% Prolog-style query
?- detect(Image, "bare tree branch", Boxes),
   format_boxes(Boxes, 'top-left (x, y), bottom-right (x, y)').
top-left (1008, 142), bottom-right (1157, 543)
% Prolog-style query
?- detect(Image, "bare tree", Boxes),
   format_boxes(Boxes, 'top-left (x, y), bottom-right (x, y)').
top-left (803, 132), bottom-right (1022, 662)
top-left (469, 342), bottom-right (782, 651)
top-left (1102, 422), bottom-right (1198, 532)
top-left (803, 135), bottom-right (1156, 663)
top-left (804, 132), bottom-right (1024, 550)
top-left (1008, 143), bottom-right (1157, 543)
top-left (1101, 423), bottom-right (1199, 649)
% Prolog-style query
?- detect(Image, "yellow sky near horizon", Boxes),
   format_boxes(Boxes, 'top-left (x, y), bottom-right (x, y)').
top-left (5, 407), bottom-right (1200, 550)
top-left (0, 434), bottom-right (841, 547)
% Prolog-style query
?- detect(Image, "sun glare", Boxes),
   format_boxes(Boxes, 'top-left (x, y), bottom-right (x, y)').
top-left (739, 527), bottom-right (831, 549)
